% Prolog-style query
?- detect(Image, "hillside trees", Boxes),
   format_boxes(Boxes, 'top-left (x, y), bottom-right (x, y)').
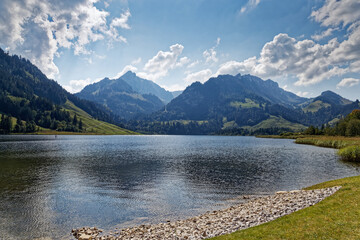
top-left (303, 109), bottom-right (360, 137)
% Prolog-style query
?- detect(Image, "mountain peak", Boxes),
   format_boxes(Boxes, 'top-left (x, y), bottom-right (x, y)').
top-left (122, 70), bottom-right (137, 78)
top-left (320, 90), bottom-right (339, 97)
top-left (317, 90), bottom-right (352, 105)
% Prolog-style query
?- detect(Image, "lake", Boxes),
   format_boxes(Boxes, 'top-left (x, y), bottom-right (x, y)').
top-left (0, 135), bottom-right (359, 239)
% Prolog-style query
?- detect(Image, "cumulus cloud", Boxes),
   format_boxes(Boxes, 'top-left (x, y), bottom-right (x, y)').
top-left (176, 57), bottom-right (190, 68)
top-left (184, 69), bottom-right (213, 84)
top-left (64, 76), bottom-right (107, 93)
top-left (112, 65), bottom-right (138, 79)
top-left (216, 0), bottom-right (360, 87)
top-left (203, 37), bottom-right (221, 64)
top-left (0, 0), bottom-right (131, 79)
top-left (240, 0), bottom-right (261, 14)
top-left (110, 10), bottom-right (131, 30)
top-left (187, 60), bottom-right (200, 68)
top-left (138, 44), bottom-right (187, 81)
top-left (311, 28), bottom-right (338, 41)
top-left (296, 91), bottom-right (310, 97)
top-left (63, 78), bottom-right (92, 93)
top-left (311, 0), bottom-right (360, 27)
top-left (215, 31), bottom-right (350, 86)
top-left (131, 57), bottom-right (142, 65)
top-left (336, 78), bottom-right (360, 89)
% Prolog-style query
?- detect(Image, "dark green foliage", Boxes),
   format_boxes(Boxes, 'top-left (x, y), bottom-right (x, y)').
top-left (78, 119), bottom-right (83, 130)
top-left (126, 120), bottom-right (220, 135)
top-left (303, 109), bottom-right (360, 137)
top-left (0, 114), bottom-right (12, 134)
top-left (73, 114), bottom-right (78, 125)
top-left (0, 47), bottom-right (126, 134)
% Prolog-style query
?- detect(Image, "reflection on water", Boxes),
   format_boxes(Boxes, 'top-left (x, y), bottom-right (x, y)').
top-left (0, 135), bottom-right (359, 239)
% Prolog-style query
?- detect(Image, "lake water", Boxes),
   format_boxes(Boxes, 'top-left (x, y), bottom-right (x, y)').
top-left (0, 135), bottom-right (359, 239)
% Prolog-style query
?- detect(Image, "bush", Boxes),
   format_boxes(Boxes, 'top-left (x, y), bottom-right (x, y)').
top-left (338, 145), bottom-right (360, 162)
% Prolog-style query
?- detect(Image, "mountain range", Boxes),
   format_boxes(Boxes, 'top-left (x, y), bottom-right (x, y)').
top-left (127, 74), bottom-right (359, 135)
top-left (76, 71), bottom-right (181, 119)
top-left (1, 46), bottom-right (359, 135)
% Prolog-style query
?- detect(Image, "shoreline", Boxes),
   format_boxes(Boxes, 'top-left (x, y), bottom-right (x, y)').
top-left (72, 186), bottom-right (340, 240)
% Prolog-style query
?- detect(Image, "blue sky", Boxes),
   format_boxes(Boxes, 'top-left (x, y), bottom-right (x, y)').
top-left (1, 0), bottom-right (360, 100)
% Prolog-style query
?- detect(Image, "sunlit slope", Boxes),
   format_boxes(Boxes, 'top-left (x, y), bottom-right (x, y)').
top-left (59, 100), bottom-right (138, 135)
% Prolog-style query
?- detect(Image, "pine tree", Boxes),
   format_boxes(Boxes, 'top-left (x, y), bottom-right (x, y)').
top-left (2, 115), bottom-right (12, 134)
top-left (14, 118), bottom-right (23, 133)
top-left (78, 119), bottom-right (83, 131)
top-left (72, 114), bottom-right (78, 125)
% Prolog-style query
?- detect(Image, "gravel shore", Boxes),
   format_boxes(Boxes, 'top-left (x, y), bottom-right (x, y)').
top-left (72, 186), bottom-right (340, 240)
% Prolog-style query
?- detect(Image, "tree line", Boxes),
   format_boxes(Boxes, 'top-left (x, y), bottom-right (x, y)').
top-left (0, 112), bottom-right (83, 134)
top-left (303, 109), bottom-right (360, 137)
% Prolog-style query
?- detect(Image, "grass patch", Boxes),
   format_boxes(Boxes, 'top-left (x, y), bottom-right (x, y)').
top-left (338, 145), bottom-right (360, 162)
top-left (243, 116), bottom-right (307, 132)
top-left (211, 175), bottom-right (360, 240)
top-left (61, 100), bottom-right (138, 135)
top-left (302, 100), bottom-right (331, 113)
top-left (295, 136), bottom-right (360, 149)
top-left (230, 98), bottom-right (260, 109)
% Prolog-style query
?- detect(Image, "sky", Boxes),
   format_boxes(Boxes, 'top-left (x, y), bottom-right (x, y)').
top-left (0, 0), bottom-right (360, 101)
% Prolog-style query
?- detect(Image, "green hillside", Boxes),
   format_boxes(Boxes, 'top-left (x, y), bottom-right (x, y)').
top-left (0, 47), bottom-right (137, 135)
top-left (242, 116), bottom-right (307, 132)
top-left (302, 100), bottom-right (331, 113)
top-left (62, 101), bottom-right (137, 135)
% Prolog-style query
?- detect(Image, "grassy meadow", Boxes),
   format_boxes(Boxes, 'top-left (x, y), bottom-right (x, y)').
top-left (210, 175), bottom-right (360, 240)
top-left (295, 136), bottom-right (360, 162)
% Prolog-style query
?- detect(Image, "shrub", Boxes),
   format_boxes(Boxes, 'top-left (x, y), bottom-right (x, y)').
top-left (338, 145), bottom-right (360, 162)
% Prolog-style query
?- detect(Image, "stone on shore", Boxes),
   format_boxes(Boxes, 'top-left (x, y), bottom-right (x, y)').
top-left (72, 186), bottom-right (340, 240)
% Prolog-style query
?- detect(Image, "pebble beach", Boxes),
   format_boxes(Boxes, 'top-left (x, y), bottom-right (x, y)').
top-left (72, 186), bottom-right (340, 240)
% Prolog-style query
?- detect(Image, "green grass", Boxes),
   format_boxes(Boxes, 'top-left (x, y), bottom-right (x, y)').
top-left (222, 120), bottom-right (239, 129)
top-left (338, 145), bottom-right (360, 162)
top-left (302, 100), bottom-right (331, 113)
top-left (60, 100), bottom-right (138, 135)
top-left (230, 98), bottom-right (260, 109)
top-left (211, 175), bottom-right (360, 240)
top-left (295, 136), bottom-right (360, 149)
top-left (243, 116), bottom-right (307, 132)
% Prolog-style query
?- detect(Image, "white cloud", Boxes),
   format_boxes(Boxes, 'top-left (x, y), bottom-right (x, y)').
top-left (0, 0), bottom-right (131, 79)
top-left (187, 60), bottom-right (200, 68)
top-left (216, 57), bottom-right (257, 76)
top-left (161, 83), bottom-right (184, 92)
top-left (311, 28), bottom-right (337, 41)
top-left (239, 0), bottom-right (261, 14)
top-left (203, 48), bottom-right (218, 64)
top-left (311, 0), bottom-right (360, 27)
top-left (139, 44), bottom-right (187, 81)
top-left (110, 9), bottom-right (131, 30)
top-left (64, 77), bottom-right (93, 93)
top-left (336, 78), bottom-right (360, 89)
top-left (215, 33), bottom-right (348, 86)
top-left (296, 91), bottom-right (310, 97)
top-left (131, 57), bottom-right (142, 65)
top-left (350, 60), bottom-right (360, 72)
top-left (112, 65), bottom-right (138, 79)
top-left (64, 64), bottom-right (138, 93)
top-left (215, 0), bottom-right (360, 88)
top-left (203, 37), bottom-right (221, 64)
top-left (176, 57), bottom-right (190, 68)
top-left (184, 69), bottom-right (213, 84)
